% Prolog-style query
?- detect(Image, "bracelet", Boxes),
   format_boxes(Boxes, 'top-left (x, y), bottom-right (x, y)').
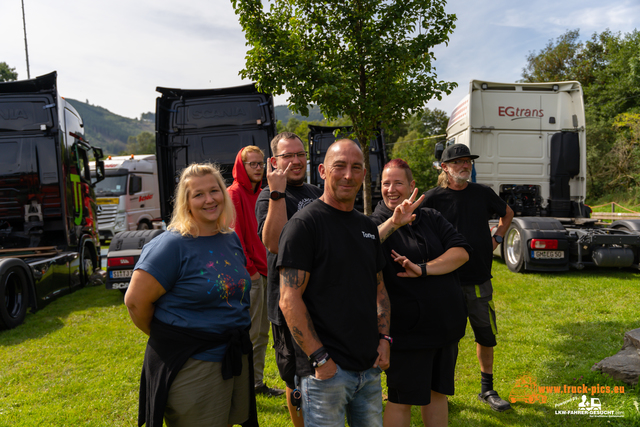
top-left (419, 263), bottom-right (427, 277)
top-left (308, 347), bottom-right (328, 363)
top-left (379, 334), bottom-right (393, 346)
top-left (312, 353), bottom-right (331, 368)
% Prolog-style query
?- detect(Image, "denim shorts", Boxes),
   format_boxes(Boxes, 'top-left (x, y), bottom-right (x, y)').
top-left (300, 364), bottom-right (383, 427)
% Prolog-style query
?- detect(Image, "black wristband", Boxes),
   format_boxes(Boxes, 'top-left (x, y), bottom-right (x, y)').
top-left (308, 347), bottom-right (327, 363)
top-left (420, 263), bottom-right (427, 277)
top-left (312, 353), bottom-right (331, 368)
top-left (379, 334), bottom-right (393, 346)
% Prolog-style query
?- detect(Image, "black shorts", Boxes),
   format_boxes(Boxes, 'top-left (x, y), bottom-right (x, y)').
top-left (272, 323), bottom-right (297, 390)
top-left (461, 280), bottom-right (498, 347)
top-left (385, 342), bottom-right (459, 406)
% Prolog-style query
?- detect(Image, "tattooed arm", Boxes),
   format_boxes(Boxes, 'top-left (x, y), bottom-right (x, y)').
top-left (374, 271), bottom-right (391, 370)
top-left (279, 266), bottom-right (337, 379)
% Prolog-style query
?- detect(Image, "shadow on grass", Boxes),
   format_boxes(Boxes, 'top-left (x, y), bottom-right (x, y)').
top-left (0, 285), bottom-right (124, 345)
top-left (449, 399), bottom-right (558, 426)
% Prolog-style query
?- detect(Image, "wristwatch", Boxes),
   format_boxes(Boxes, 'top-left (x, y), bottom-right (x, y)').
top-left (270, 191), bottom-right (286, 201)
top-left (493, 234), bottom-right (503, 244)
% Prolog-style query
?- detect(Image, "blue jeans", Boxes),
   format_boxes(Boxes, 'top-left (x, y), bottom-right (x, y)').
top-left (300, 365), bottom-right (383, 427)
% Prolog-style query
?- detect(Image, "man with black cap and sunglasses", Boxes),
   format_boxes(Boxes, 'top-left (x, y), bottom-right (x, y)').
top-left (422, 143), bottom-right (514, 412)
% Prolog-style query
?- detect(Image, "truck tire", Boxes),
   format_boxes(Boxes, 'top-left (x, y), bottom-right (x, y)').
top-left (80, 243), bottom-right (97, 287)
top-left (137, 221), bottom-right (150, 230)
top-left (0, 267), bottom-right (29, 329)
top-left (505, 223), bottom-right (525, 273)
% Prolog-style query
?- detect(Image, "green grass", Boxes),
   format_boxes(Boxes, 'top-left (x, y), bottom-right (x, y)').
top-left (1, 261), bottom-right (639, 426)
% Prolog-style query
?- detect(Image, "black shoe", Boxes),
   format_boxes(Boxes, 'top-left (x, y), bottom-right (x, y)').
top-left (255, 384), bottom-right (285, 397)
top-left (478, 390), bottom-right (512, 412)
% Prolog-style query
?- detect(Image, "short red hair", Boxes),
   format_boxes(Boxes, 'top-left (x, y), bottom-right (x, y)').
top-left (383, 159), bottom-right (413, 182)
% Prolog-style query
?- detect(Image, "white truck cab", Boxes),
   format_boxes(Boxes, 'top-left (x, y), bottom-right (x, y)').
top-left (444, 80), bottom-right (587, 217)
top-left (90, 154), bottom-right (161, 243)
top-left (437, 80), bottom-right (640, 273)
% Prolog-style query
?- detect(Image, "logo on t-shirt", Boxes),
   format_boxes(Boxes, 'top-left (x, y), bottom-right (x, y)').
top-left (297, 198), bottom-right (315, 211)
top-left (361, 231), bottom-right (376, 240)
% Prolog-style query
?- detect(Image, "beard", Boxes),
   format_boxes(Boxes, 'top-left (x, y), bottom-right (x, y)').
top-left (448, 168), bottom-right (470, 185)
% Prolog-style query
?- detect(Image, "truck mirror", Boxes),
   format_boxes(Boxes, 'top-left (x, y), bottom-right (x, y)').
top-left (129, 175), bottom-right (142, 195)
top-left (434, 141), bottom-right (444, 160)
top-left (93, 147), bottom-right (104, 160)
top-left (92, 160), bottom-right (105, 186)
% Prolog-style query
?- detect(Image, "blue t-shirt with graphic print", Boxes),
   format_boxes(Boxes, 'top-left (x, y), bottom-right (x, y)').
top-left (135, 230), bottom-right (251, 362)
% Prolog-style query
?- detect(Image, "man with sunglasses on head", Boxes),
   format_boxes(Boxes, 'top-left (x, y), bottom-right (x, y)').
top-left (228, 145), bottom-right (284, 398)
top-left (422, 143), bottom-right (514, 412)
top-left (255, 132), bottom-right (322, 426)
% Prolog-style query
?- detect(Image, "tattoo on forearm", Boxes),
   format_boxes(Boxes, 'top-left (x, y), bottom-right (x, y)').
top-left (382, 228), bottom-right (396, 242)
top-left (377, 275), bottom-right (390, 333)
top-left (292, 326), bottom-right (304, 348)
top-left (305, 311), bottom-right (320, 342)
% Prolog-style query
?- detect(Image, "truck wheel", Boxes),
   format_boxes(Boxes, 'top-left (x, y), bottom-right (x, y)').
top-left (505, 224), bottom-right (525, 273)
top-left (0, 267), bottom-right (29, 329)
top-left (80, 243), bottom-right (97, 287)
top-left (137, 222), bottom-right (150, 230)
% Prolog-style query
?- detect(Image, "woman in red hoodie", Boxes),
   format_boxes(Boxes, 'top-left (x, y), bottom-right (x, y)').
top-left (228, 146), bottom-right (283, 397)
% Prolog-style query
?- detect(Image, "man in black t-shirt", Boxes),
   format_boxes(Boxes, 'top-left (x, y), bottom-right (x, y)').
top-left (255, 132), bottom-right (321, 425)
top-left (277, 139), bottom-right (390, 427)
top-left (423, 143), bottom-right (514, 412)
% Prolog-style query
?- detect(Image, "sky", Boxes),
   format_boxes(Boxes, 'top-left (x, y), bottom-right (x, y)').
top-left (2, 0), bottom-right (639, 120)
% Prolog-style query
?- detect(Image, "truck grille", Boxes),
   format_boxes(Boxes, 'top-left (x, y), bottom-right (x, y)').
top-left (97, 205), bottom-right (118, 227)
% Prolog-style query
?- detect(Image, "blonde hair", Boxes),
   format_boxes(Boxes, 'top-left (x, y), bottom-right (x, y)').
top-left (167, 163), bottom-right (236, 237)
top-left (241, 145), bottom-right (265, 162)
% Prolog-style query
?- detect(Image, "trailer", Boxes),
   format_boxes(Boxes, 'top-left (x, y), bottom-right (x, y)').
top-left (437, 80), bottom-right (640, 273)
top-left (0, 72), bottom-right (105, 328)
top-left (105, 83), bottom-right (277, 292)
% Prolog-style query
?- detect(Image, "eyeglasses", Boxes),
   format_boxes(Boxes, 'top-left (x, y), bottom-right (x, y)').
top-left (244, 161), bottom-right (266, 169)
top-left (274, 151), bottom-right (307, 160)
top-left (447, 159), bottom-right (474, 166)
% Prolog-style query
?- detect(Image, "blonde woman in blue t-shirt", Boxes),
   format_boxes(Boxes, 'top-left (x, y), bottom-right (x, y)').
top-left (125, 163), bottom-right (257, 427)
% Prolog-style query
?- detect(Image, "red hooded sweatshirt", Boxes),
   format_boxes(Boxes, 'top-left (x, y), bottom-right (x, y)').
top-left (227, 148), bottom-right (268, 277)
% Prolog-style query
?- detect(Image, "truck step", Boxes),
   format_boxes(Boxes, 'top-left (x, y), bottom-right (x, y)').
top-left (0, 246), bottom-right (60, 258)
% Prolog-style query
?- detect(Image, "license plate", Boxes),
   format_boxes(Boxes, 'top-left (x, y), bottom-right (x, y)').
top-left (110, 269), bottom-right (133, 278)
top-left (97, 198), bottom-right (119, 205)
top-left (532, 250), bottom-right (563, 259)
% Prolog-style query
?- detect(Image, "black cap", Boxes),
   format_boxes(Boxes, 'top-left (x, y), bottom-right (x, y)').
top-left (441, 144), bottom-right (479, 163)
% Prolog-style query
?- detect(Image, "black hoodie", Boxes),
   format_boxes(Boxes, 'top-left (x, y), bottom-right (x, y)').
top-left (370, 201), bottom-right (472, 349)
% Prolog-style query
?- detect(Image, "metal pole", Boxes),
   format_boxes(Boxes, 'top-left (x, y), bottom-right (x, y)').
top-left (21, 0), bottom-right (31, 79)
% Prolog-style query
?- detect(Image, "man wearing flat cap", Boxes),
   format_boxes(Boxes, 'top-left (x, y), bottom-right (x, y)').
top-left (423, 143), bottom-right (514, 412)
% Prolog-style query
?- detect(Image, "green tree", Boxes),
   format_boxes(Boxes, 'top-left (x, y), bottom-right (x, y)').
top-left (122, 131), bottom-right (155, 155)
top-left (520, 30), bottom-right (598, 85)
top-left (0, 62), bottom-right (18, 82)
top-left (390, 108), bottom-right (448, 192)
top-left (521, 29), bottom-right (640, 199)
top-left (232, 0), bottom-right (457, 214)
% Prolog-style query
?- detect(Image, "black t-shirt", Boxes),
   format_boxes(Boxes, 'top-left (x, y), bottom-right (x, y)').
top-left (277, 199), bottom-right (385, 376)
top-left (255, 183), bottom-right (322, 325)
top-left (371, 201), bottom-right (471, 349)
top-left (422, 183), bottom-right (507, 286)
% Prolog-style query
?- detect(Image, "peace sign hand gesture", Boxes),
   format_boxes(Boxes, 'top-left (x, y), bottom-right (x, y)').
top-left (390, 188), bottom-right (425, 227)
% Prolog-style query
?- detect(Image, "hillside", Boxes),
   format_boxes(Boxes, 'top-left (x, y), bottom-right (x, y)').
top-left (66, 99), bottom-right (154, 156)
top-left (274, 104), bottom-right (325, 123)
top-left (64, 100), bottom-right (322, 156)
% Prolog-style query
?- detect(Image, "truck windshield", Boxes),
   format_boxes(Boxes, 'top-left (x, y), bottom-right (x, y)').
top-left (94, 174), bottom-right (127, 197)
